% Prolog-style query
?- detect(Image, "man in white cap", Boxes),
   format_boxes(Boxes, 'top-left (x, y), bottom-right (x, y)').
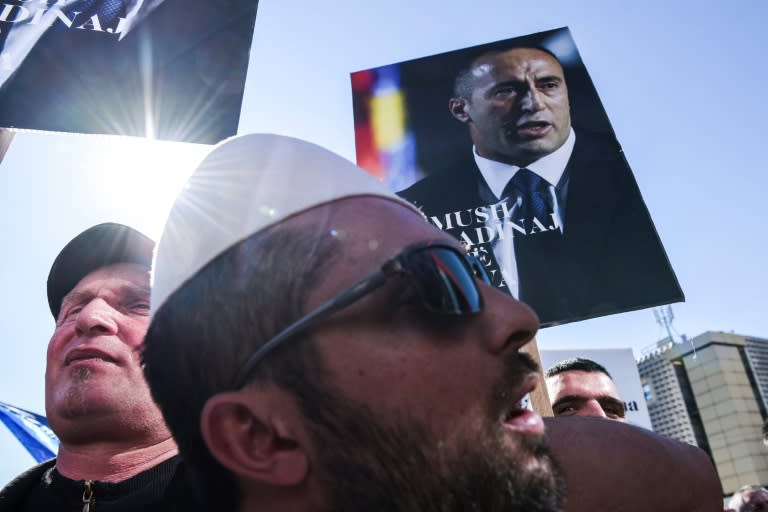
top-left (143, 134), bottom-right (563, 511)
top-left (0, 223), bottom-right (202, 511)
top-left (142, 134), bottom-right (722, 511)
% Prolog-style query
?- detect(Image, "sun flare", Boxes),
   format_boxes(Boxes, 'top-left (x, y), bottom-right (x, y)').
top-left (81, 136), bottom-right (210, 241)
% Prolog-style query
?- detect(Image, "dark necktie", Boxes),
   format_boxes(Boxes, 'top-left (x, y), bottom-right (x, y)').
top-left (501, 168), bottom-right (551, 228)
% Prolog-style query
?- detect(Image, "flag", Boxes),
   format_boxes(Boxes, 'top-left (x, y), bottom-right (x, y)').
top-left (0, 402), bottom-right (58, 462)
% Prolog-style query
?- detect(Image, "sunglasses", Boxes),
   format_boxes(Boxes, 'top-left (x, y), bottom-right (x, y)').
top-left (232, 240), bottom-right (492, 389)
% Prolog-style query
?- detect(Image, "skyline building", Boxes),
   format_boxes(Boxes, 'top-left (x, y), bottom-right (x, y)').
top-left (637, 331), bottom-right (768, 495)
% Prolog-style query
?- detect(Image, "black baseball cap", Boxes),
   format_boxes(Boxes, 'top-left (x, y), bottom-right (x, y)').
top-left (46, 223), bottom-right (155, 319)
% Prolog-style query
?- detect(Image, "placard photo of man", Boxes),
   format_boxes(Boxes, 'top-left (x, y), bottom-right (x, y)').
top-left (352, 27), bottom-right (683, 326)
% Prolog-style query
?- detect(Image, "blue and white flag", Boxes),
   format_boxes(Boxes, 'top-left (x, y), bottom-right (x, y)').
top-left (0, 402), bottom-right (58, 462)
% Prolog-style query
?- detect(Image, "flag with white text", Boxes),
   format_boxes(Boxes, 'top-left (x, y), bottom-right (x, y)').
top-left (0, 0), bottom-right (260, 143)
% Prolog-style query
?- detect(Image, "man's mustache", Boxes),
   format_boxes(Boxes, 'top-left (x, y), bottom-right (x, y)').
top-left (488, 351), bottom-right (540, 417)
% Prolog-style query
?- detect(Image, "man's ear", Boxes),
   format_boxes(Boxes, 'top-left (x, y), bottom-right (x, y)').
top-left (201, 390), bottom-right (309, 487)
top-left (449, 97), bottom-right (471, 123)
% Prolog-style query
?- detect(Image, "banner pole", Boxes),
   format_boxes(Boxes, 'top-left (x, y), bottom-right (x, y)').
top-left (0, 129), bottom-right (14, 165)
top-left (521, 337), bottom-right (553, 417)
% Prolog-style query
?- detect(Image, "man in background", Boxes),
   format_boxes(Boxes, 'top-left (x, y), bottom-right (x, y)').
top-left (398, 45), bottom-right (681, 326)
top-left (763, 419), bottom-right (768, 449)
top-left (545, 357), bottom-right (626, 421)
top-left (0, 223), bottom-right (201, 510)
top-left (726, 485), bottom-right (768, 512)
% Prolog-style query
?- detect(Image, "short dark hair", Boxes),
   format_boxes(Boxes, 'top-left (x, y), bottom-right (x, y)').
top-left (143, 225), bottom-right (338, 508)
top-left (545, 357), bottom-right (613, 380)
top-left (728, 485), bottom-right (768, 510)
top-left (452, 46), bottom-right (563, 100)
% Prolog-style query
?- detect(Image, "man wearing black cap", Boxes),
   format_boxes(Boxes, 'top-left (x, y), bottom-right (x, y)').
top-left (0, 223), bottom-right (201, 511)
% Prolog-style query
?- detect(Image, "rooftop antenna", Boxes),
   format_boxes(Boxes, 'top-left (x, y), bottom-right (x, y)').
top-left (0, 129), bottom-right (14, 165)
top-left (654, 305), bottom-right (696, 359)
top-left (654, 305), bottom-right (675, 343)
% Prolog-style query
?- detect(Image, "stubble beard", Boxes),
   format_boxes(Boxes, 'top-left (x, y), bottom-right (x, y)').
top-left (56, 366), bottom-right (94, 419)
top-left (496, 121), bottom-right (569, 167)
top-left (299, 353), bottom-right (564, 512)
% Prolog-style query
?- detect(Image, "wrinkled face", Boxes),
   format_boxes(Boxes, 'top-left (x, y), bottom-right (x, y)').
top-left (546, 370), bottom-right (626, 421)
top-left (456, 48), bottom-right (571, 167)
top-left (46, 263), bottom-right (169, 443)
top-left (302, 198), bottom-right (563, 511)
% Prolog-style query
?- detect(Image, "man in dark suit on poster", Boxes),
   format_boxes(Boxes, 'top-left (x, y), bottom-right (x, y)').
top-left (0, 0), bottom-right (257, 143)
top-left (398, 45), bottom-right (683, 326)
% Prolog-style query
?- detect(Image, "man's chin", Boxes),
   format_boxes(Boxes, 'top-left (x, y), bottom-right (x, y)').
top-left (51, 384), bottom-right (126, 421)
top-left (520, 445), bottom-right (559, 487)
top-left (500, 427), bottom-right (554, 472)
top-left (452, 429), bottom-right (564, 512)
top-left (502, 137), bottom-right (564, 163)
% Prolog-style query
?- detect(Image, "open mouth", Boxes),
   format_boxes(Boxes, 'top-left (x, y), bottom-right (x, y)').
top-left (515, 121), bottom-right (551, 140)
top-left (504, 406), bottom-right (545, 434)
top-left (502, 374), bottom-right (545, 435)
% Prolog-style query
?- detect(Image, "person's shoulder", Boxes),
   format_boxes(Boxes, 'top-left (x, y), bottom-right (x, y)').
top-left (398, 166), bottom-right (467, 196)
top-left (397, 160), bottom-right (488, 215)
top-left (0, 458), bottom-right (56, 509)
top-left (572, 129), bottom-right (622, 152)
top-left (568, 129), bottom-right (625, 168)
top-left (568, 129), bottom-right (639, 190)
top-left (156, 457), bottom-right (207, 511)
top-left (544, 417), bottom-right (722, 512)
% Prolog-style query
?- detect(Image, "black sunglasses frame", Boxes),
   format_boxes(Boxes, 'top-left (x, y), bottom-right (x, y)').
top-left (232, 240), bottom-right (491, 389)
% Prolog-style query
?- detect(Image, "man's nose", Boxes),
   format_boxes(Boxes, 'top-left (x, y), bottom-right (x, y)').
top-left (580, 399), bottom-right (609, 419)
top-left (480, 283), bottom-right (539, 355)
top-left (520, 87), bottom-right (545, 112)
top-left (75, 298), bottom-right (119, 336)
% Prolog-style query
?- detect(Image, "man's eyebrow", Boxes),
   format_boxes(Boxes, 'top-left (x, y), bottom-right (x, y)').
top-left (551, 395), bottom-right (587, 409)
top-left (61, 290), bottom-right (93, 307)
top-left (119, 284), bottom-right (151, 300)
top-left (491, 78), bottom-right (526, 88)
top-left (60, 284), bottom-right (150, 307)
top-left (535, 75), bottom-right (563, 84)
top-left (489, 76), bottom-right (562, 93)
top-left (597, 396), bottom-right (626, 411)
top-left (552, 394), bottom-right (625, 410)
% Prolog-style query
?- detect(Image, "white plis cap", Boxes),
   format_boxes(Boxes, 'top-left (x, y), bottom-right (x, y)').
top-left (150, 133), bottom-right (419, 316)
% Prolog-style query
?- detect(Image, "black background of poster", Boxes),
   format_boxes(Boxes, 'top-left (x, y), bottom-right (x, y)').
top-left (0, 0), bottom-right (259, 144)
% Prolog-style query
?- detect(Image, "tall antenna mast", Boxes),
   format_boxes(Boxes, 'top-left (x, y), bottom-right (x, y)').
top-left (654, 305), bottom-right (676, 343)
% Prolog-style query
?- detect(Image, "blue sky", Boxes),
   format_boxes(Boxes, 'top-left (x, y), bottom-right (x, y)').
top-left (1, 0), bottom-right (766, 484)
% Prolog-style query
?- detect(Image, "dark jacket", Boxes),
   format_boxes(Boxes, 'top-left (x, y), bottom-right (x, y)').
top-left (0, 455), bottom-right (204, 511)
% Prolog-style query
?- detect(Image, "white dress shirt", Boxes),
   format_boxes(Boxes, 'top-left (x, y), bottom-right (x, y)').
top-left (473, 128), bottom-right (576, 298)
